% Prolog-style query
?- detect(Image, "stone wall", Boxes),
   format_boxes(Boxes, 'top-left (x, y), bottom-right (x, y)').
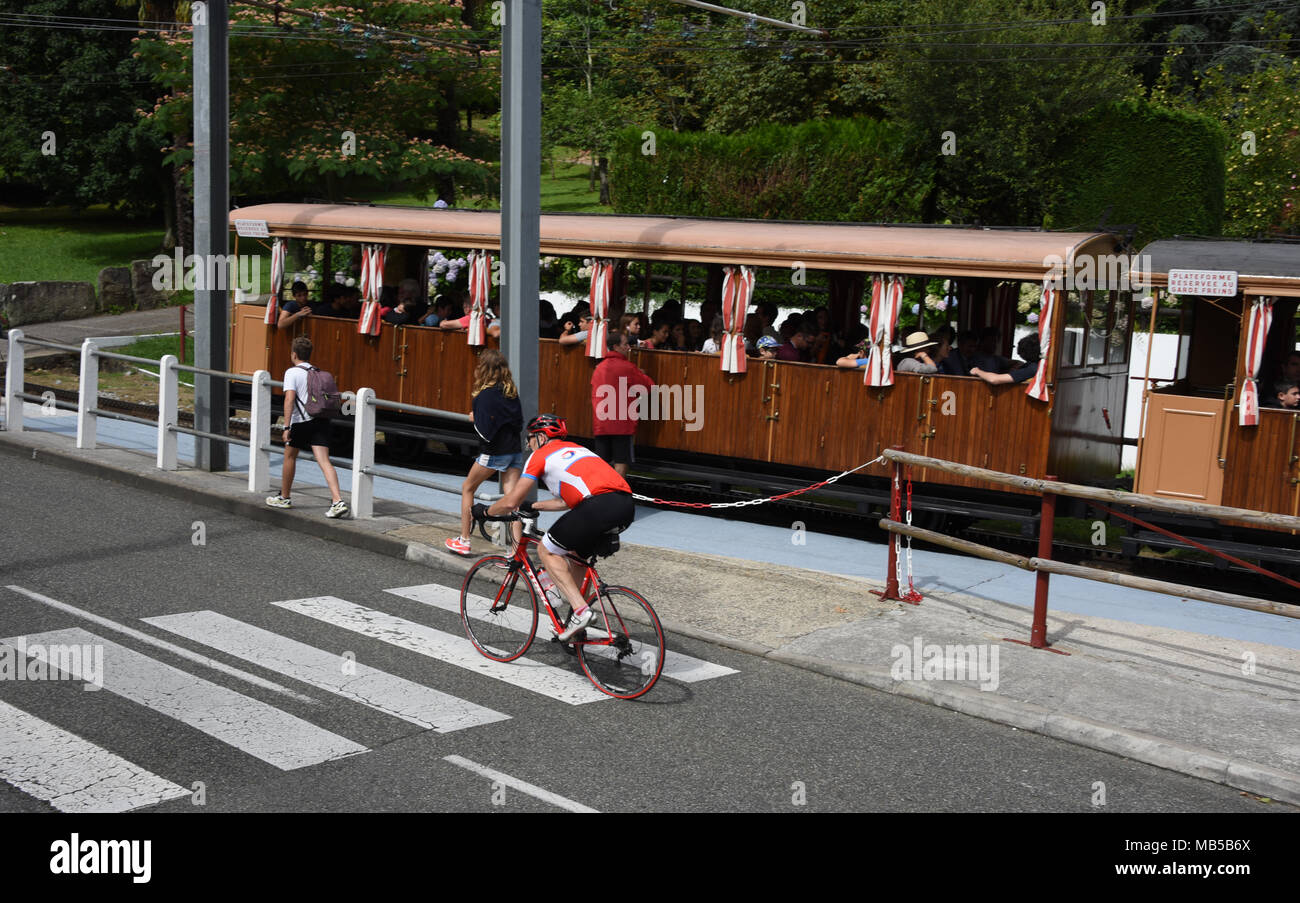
top-left (0, 282), bottom-right (98, 327)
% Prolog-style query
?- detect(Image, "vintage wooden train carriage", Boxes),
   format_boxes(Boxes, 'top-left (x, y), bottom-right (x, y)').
top-left (1133, 239), bottom-right (1300, 522)
top-left (227, 203), bottom-right (1138, 509)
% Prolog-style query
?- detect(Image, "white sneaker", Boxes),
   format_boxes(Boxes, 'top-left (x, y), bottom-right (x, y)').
top-left (266, 495), bottom-right (292, 509)
top-left (556, 607), bottom-right (594, 642)
top-left (326, 499), bottom-right (350, 518)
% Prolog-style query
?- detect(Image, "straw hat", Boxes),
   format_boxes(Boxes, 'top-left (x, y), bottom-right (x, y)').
top-left (897, 331), bottom-right (937, 354)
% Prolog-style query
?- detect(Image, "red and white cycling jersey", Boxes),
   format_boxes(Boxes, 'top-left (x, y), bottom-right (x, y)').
top-left (522, 440), bottom-right (630, 508)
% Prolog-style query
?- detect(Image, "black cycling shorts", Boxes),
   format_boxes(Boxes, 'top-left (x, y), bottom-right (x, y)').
top-left (543, 491), bottom-right (635, 559)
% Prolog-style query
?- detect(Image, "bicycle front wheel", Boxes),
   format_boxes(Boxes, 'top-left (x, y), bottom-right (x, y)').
top-left (576, 587), bottom-right (665, 699)
top-left (461, 556), bottom-right (538, 662)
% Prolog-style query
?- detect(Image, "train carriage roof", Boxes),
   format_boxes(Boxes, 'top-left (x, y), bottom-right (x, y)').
top-left (1137, 238), bottom-right (1300, 297)
top-left (229, 203), bottom-right (1119, 281)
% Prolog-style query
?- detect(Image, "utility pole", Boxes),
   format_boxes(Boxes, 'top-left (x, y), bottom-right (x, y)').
top-left (501, 0), bottom-right (541, 426)
top-left (193, 0), bottom-right (230, 471)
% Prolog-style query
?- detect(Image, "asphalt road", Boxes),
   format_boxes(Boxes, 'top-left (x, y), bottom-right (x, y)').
top-left (0, 453), bottom-right (1283, 814)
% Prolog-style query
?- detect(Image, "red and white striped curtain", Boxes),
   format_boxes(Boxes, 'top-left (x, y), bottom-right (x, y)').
top-left (864, 275), bottom-right (904, 386)
top-left (720, 265), bottom-right (754, 373)
top-left (357, 243), bottom-right (386, 336)
top-left (1239, 296), bottom-right (1275, 426)
top-left (263, 238), bottom-right (286, 326)
top-left (1025, 283), bottom-right (1057, 402)
top-left (586, 259), bottom-right (615, 358)
top-left (467, 250), bottom-right (493, 346)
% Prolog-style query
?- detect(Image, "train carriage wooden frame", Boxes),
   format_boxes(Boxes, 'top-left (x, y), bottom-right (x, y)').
top-left (228, 203), bottom-right (1144, 507)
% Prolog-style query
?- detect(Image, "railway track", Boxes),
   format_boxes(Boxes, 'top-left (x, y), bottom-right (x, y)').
top-left (16, 379), bottom-right (1298, 607)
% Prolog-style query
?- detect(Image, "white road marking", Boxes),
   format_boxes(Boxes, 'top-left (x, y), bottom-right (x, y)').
top-left (4, 584), bottom-right (317, 705)
top-left (442, 755), bottom-right (598, 813)
top-left (386, 582), bottom-right (739, 683)
top-left (0, 698), bottom-right (190, 813)
top-left (5, 628), bottom-right (366, 770)
top-left (272, 596), bottom-right (608, 705)
top-left (144, 611), bottom-right (511, 732)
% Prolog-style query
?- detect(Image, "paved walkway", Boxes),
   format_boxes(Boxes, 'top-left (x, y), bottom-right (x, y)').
top-left (2, 308), bottom-right (192, 365)
top-left (3, 402), bottom-right (1299, 807)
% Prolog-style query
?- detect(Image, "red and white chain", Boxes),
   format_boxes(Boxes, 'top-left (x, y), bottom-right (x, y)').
top-left (631, 455), bottom-right (887, 509)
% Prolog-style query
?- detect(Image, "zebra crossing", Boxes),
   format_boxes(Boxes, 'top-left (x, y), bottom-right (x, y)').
top-left (0, 582), bottom-right (738, 812)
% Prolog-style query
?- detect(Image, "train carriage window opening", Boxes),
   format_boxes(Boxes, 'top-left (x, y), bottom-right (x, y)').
top-left (1085, 289), bottom-right (1110, 367)
top-left (1108, 290), bottom-right (1132, 366)
top-left (1062, 290), bottom-right (1087, 368)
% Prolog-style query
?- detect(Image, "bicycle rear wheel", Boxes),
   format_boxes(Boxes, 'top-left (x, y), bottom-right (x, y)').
top-left (576, 586), bottom-right (665, 699)
top-left (461, 556), bottom-right (538, 662)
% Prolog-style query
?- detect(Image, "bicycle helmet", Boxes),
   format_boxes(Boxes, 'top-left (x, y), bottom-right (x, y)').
top-left (527, 413), bottom-right (568, 440)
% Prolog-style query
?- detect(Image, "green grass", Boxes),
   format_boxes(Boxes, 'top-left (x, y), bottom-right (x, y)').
top-left (113, 334), bottom-right (195, 363)
top-left (0, 206), bottom-right (166, 285)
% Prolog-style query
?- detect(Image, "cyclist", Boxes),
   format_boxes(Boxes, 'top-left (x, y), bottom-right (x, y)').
top-left (474, 413), bottom-right (634, 641)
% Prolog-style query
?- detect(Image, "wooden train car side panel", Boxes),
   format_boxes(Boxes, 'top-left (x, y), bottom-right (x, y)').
top-left (1222, 408), bottom-right (1300, 517)
top-left (919, 377), bottom-right (1050, 492)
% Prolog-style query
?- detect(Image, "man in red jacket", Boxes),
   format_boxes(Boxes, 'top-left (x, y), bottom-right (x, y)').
top-left (591, 331), bottom-right (655, 477)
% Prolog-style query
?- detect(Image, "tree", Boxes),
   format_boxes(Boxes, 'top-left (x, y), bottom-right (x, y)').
top-left (133, 0), bottom-right (498, 207)
top-left (878, 0), bottom-right (1142, 226)
top-left (0, 0), bottom-right (166, 215)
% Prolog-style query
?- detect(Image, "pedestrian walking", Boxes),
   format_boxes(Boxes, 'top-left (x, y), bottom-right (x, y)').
top-left (591, 330), bottom-right (654, 477)
top-left (266, 336), bottom-right (349, 518)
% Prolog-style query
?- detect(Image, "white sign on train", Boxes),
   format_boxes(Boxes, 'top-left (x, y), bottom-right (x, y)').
top-left (1167, 269), bottom-right (1237, 297)
top-left (233, 219), bottom-right (269, 238)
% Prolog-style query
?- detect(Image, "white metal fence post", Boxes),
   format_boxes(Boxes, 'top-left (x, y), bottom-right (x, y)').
top-left (4, 329), bottom-right (24, 432)
top-left (157, 354), bottom-right (179, 470)
top-left (351, 388), bottom-right (376, 517)
top-left (76, 339), bottom-right (98, 449)
top-left (248, 369), bottom-right (272, 492)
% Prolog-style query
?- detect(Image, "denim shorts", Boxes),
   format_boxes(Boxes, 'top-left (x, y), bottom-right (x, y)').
top-left (476, 450), bottom-right (525, 472)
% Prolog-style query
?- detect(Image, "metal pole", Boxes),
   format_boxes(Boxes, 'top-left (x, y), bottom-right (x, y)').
top-left (193, 0), bottom-right (230, 471)
top-left (874, 445), bottom-right (905, 602)
top-left (501, 0), bottom-right (541, 427)
top-left (1030, 475), bottom-right (1058, 649)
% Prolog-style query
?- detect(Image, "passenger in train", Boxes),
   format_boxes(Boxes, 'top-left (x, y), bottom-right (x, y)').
top-left (894, 332), bottom-right (939, 373)
top-left (441, 296), bottom-right (502, 338)
top-left (929, 326), bottom-right (956, 368)
top-left (445, 349), bottom-right (525, 557)
top-left (559, 311), bottom-right (595, 346)
top-left (276, 280), bottom-right (313, 330)
top-left (775, 324), bottom-right (814, 363)
top-left (618, 313), bottom-right (642, 346)
top-left (685, 318), bottom-right (704, 352)
top-left (971, 335), bottom-right (1041, 385)
top-left (640, 320), bottom-right (671, 350)
top-left (756, 336), bottom-right (780, 360)
top-left (701, 315), bottom-right (725, 354)
top-left (742, 313), bottom-right (764, 355)
top-left (538, 300), bottom-right (561, 338)
top-left (380, 279), bottom-right (423, 326)
top-left (970, 326), bottom-right (1008, 372)
top-left (938, 330), bottom-right (978, 376)
top-left (1279, 351), bottom-right (1300, 385)
top-left (421, 296), bottom-right (455, 327)
top-left (670, 321), bottom-right (688, 351)
top-left (756, 302), bottom-right (781, 341)
top-left (310, 284), bottom-right (355, 318)
top-left (1269, 380), bottom-right (1299, 410)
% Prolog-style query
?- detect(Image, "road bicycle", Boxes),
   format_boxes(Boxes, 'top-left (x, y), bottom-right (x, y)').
top-left (460, 508), bottom-right (665, 699)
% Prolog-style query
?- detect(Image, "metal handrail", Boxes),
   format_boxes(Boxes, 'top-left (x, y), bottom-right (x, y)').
top-left (172, 425), bottom-right (251, 448)
top-left (367, 395), bottom-right (470, 422)
top-left (14, 337), bottom-right (81, 352)
top-left (93, 349), bottom-right (167, 367)
top-left (90, 409), bottom-right (158, 429)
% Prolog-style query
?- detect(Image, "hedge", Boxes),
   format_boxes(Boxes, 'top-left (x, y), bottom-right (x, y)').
top-left (609, 118), bottom-right (935, 223)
